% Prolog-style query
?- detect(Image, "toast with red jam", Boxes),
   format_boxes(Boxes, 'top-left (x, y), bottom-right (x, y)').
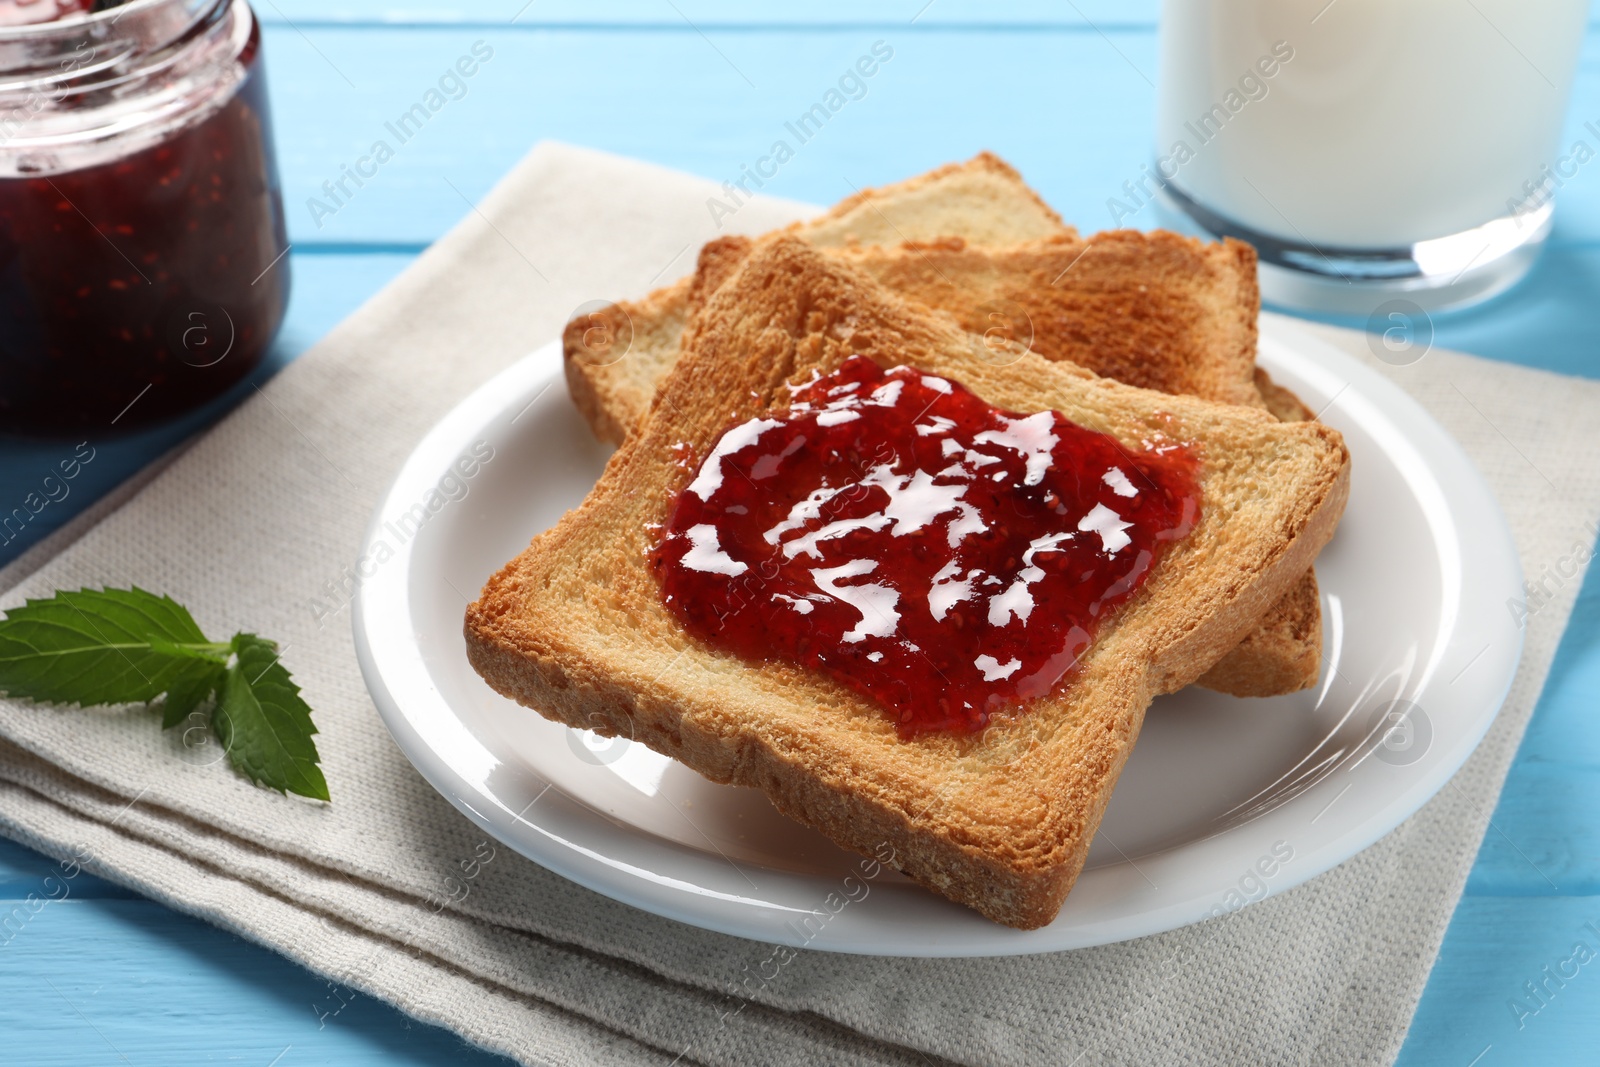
top-left (469, 237), bottom-right (1350, 929)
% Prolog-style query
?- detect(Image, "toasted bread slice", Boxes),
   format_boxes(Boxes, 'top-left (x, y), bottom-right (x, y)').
top-left (690, 229), bottom-right (1277, 405)
top-left (566, 277), bottom-right (696, 446)
top-left (564, 153), bottom-right (1073, 447)
top-left (828, 232), bottom-right (1265, 406)
top-left (565, 162), bottom-right (1324, 697)
top-left (686, 231), bottom-right (1325, 698)
top-left (467, 237), bottom-right (1351, 929)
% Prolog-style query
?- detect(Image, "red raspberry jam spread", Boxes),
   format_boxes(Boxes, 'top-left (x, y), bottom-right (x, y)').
top-left (654, 355), bottom-right (1202, 737)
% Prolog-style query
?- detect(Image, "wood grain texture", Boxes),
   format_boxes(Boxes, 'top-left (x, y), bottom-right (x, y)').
top-left (0, 886), bottom-right (513, 1065)
top-left (1, 3), bottom-right (1598, 1063)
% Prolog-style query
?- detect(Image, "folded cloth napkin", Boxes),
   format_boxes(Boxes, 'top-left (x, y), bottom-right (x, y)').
top-left (1, 142), bottom-right (1597, 1067)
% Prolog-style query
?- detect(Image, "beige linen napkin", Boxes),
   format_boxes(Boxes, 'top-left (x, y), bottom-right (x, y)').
top-left (1, 142), bottom-right (1597, 1067)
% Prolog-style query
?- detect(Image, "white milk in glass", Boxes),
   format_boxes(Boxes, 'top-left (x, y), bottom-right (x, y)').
top-left (1155, 0), bottom-right (1587, 309)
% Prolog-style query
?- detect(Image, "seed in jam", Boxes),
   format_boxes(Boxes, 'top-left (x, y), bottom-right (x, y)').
top-left (653, 355), bottom-right (1202, 738)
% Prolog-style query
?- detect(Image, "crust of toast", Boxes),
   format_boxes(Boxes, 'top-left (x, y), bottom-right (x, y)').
top-left (469, 237), bottom-right (1351, 929)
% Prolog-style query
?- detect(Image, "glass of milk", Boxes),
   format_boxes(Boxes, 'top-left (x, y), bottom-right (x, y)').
top-left (1153, 0), bottom-right (1588, 313)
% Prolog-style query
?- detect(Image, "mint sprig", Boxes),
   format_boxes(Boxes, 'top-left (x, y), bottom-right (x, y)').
top-left (215, 634), bottom-right (327, 800)
top-left (0, 588), bottom-right (328, 801)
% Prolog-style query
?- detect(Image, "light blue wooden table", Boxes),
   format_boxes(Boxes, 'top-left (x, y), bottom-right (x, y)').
top-left (1, 3), bottom-right (1597, 1063)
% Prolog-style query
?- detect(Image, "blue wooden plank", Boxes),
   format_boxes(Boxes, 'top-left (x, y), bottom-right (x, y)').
top-left (262, 25), bottom-right (1168, 248)
top-left (256, 24), bottom-right (1600, 249)
top-left (1, 885), bottom-right (1598, 1066)
top-left (259, 1), bottom-right (1162, 28)
top-left (1470, 763), bottom-right (1600, 897)
top-left (0, 898), bottom-right (513, 1065)
top-left (1400, 895), bottom-right (1600, 1066)
top-left (1467, 567), bottom-right (1600, 897)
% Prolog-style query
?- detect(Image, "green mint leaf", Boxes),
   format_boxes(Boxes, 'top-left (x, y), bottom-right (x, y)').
top-left (0, 587), bottom-right (230, 707)
top-left (214, 633), bottom-right (329, 801)
top-left (160, 662), bottom-right (226, 730)
top-left (0, 589), bottom-right (328, 803)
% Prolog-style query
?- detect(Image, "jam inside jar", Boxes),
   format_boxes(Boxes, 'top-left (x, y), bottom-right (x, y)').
top-left (0, 0), bottom-right (288, 435)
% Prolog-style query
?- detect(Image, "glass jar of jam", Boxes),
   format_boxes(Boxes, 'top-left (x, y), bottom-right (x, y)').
top-left (0, 0), bottom-right (288, 435)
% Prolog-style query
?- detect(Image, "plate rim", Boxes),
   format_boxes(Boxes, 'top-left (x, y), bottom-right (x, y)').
top-left (353, 318), bottom-right (1523, 956)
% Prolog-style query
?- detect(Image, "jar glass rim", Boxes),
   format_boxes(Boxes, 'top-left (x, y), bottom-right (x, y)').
top-left (0, 0), bottom-right (222, 39)
top-left (0, 0), bottom-right (229, 81)
top-left (0, 0), bottom-right (250, 169)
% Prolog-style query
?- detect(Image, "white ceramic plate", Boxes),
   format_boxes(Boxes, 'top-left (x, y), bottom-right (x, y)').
top-left (353, 315), bottom-right (1522, 956)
